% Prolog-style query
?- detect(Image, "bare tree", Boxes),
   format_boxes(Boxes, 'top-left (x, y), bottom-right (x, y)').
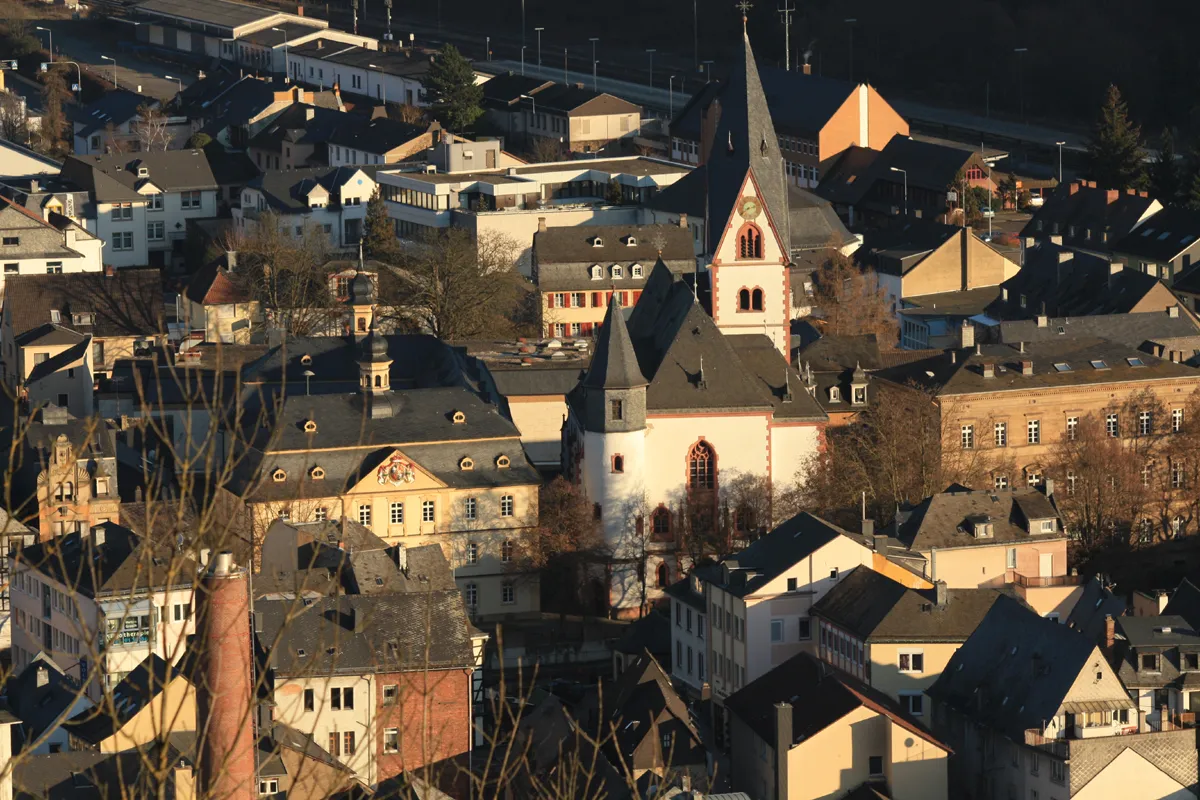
top-left (0, 90), bottom-right (29, 144)
top-left (528, 136), bottom-right (566, 163)
top-left (134, 103), bottom-right (171, 152)
top-left (811, 243), bottom-right (899, 347)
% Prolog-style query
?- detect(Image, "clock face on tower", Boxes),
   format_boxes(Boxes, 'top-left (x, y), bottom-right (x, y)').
top-left (739, 196), bottom-right (761, 220)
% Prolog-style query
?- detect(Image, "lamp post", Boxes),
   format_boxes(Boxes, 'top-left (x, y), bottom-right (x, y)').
top-left (669, 75), bottom-right (676, 119)
top-left (521, 0), bottom-right (526, 54)
top-left (303, 370), bottom-right (315, 396)
top-left (520, 45), bottom-right (526, 76)
top-left (485, 36), bottom-right (490, 61)
top-left (164, 74), bottom-right (183, 93)
top-left (35, 27), bottom-right (52, 62)
top-left (368, 64), bottom-right (385, 104)
top-left (270, 27), bottom-right (289, 78)
top-left (844, 18), bottom-right (856, 82)
top-left (1055, 140), bottom-right (1066, 183)
top-left (535, 27), bottom-right (544, 67)
top-left (645, 49), bottom-right (656, 88)
top-left (563, 47), bottom-right (568, 84)
top-left (520, 93), bottom-right (536, 128)
top-left (1014, 47), bottom-right (1028, 121)
top-left (890, 166), bottom-right (907, 218)
top-left (693, 0), bottom-right (699, 70)
top-left (100, 55), bottom-right (117, 88)
top-left (779, 2), bottom-right (794, 72)
top-left (589, 38), bottom-right (599, 91)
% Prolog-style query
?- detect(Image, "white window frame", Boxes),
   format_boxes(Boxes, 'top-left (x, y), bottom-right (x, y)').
top-left (900, 691), bottom-right (924, 716)
top-left (994, 421), bottom-right (1007, 447)
top-left (389, 502), bottom-right (403, 524)
top-left (1027, 419), bottom-right (1040, 444)
top-left (897, 649), bottom-right (924, 673)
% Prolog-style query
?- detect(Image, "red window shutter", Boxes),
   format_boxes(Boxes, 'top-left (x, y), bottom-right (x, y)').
top-left (633, 291), bottom-right (642, 303)
top-left (592, 291), bottom-right (602, 307)
top-left (581, 322), bottom-right (593, 334)
top-left (547, 293), bottom-right (555, 309)
top-left (606, 291), bottom-right (613, 304)
top-left (621, 291), bottom-right (629, 306)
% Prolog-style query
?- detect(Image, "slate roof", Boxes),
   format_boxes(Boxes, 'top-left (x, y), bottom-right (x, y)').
top-left (27, 337), bottom-right (90, 383)
top-left (7, 656), bottom-right (82, 746)
top-left (795, 334), bottom-right (883, 372)
top-left (289, 40), bottom-right (434, 79)
top-left (247, 104), bottom-right (348, 154)
top-left (515, 84), bottom-right (641, 117)
top-left (929, 595), bottom-right (1134, 740)
top-left (137, 0), bottom-right (280, 29)
top-left (325, 116), bottom-right (428, 154)
top-left (485, 364), bottom-right (588, 397)
top-left (17, 522), bottom-right (197, 599)
top-left (60, 151), bottom-right (217, 201)
top-left (71, 90), bottom-right (157, 138)
top-left (854, 219), bottom-right (959, 276)
top-left (247, 165), bottom-right (380, 212)
top-left (533, 223), bottom-right (694, 267)
top-left (25, 412), bottom-right (118, 461)
top-left (895, 487), bottom-right (1062, 552)
top-left (873, 337), bottom-right (1199, 397)
top-left (1164, 577), bottom-right (1200, 631)
top-left (609, 652), bottom-right (704, 770)
top-left (703, 512), bottom-right (860, 598)
top-left (816, 136), bottom-right (974, 210)
top-left (812, 565), bottom-right (1018, 642)
top-left (239, 20), bottom-right (324, 46)
top-left (899, 287), bottom-right (1002, 318)
top-left (1020, 182), bottom-right (1158, 252)
top-left (725, 651), bottom-right (948, 751)
top-left (256, 591), bottom-right (474, 675)
top-left (1065, 577), bottom-right (1126, 644)
top-left (583, 297), bottom-right (647, 390)
top-left (788, 187), bottom-right (854, 251)
top-left (1111, 205), bottom-right (1200, 262)
top-left (814, 145), bottom-right (879, 206)
top-left (644, 165), bottom-right (706, 218)
top-left (612, 612), bottom-right (671, 657)
top-left (996, 310), bottom-right (1200, 350)
top-left (5, 269), bottom-right (164, 340)
top-left (480, 74), bottom-right (555, 107)
top-left (704, 32), bottom-right (790, 254)
top-left (0, 197), bottom-right (98, 261)
top-left (66, 652), bottom-right (197, 746)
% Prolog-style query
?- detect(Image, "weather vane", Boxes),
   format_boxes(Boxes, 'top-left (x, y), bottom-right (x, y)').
top-left (737, 0), bottom-right (753, 30)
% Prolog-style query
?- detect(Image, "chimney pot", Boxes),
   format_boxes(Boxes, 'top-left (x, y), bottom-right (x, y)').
top-left (1105, 614), bottom-right (1116, 650)
top-left (959, 319), bottom-right (975, 349)
top-left (679, 212), bottom-right (688, 228)
top-left (1021, 359), bottom-right (1033, 376)
top-left (873, 533), bottom-right (887, 553)
top-left (982, 362), bottom-right (995, 378)
top-left (296, 4), bottom-right (303, 14)
top-left (1106, 189), bottom-right (1120, 204)
top-left (1036, 314), bottom-right (1048, 328)
top-left (862, 518), bottom-right (874, 538)
top-left (802, 63), bottom-right (812, 75)
top-left (935, 580), bottom-right (948, 607)
top-left (537, 216), bottom-right (546, 233)
top-left (1044, 478), bottom-right (1055, 498)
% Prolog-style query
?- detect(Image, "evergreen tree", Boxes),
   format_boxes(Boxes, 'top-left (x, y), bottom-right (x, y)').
top-left (362, 187), bottom-right (398, 262)
top-left (1187, 171), bottom-right (1200, 212)
top-left (1086, 84), bottom-right (1147, 191)
top-left (1150, 128), bottom-right (1181, 204)
top-left (422, 44), bottom-right (483, 132)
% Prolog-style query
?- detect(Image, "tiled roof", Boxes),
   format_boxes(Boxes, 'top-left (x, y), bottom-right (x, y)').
top-left (533, 223), bottom-right (694, 266)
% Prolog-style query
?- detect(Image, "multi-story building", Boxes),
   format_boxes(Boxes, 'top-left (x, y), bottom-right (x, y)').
top-left (1020, 180), bottom-right (1161, 258)
top-left (1108, 614), bottom-right (1200, 730)
top-left (11, 522), bottom-right (198, 701)
top-left (0, 195), bottom-right (102, 297)
top-left (669, 62), bottom-right (908, 189)
top-left (726, 651), bottom-right (950, 800)
top-left (927, 595), bottom-right (1200, 799)
top-left (812, 565), bottom-right (1017, 718)
top-left (531, 220), bottom-right (695, 338)
top-left (234, 165), bottom-right (378, 248)
top-left (59, 151), bottom-right (219, 269)
top-left (286, 40), bottom-right (431, 108)
top-left (246, 104), bottom-right (435, 170)
top-left (481, 75), bottom-right (642, 154)
top-left (22, 406), bottom-right (120, 539)
top-left (664, 574), bottom-right (707, 697)
top-left (1111, 205), bottom-right (1200, 286)
top-left (698, 511), bottom-right (932, 747)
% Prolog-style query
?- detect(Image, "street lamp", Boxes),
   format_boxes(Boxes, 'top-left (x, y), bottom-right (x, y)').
top-left (271, 27), bottom-right (290, 78)
top-left (844, 18), bottom-right (856, 82)
top-left (693, 0), bottom-right (699, 70)
top-left (589, 38), bottom-right (599, 91)
top-left (669, 75), bottom-right (676, 119)
top-left (485, 36), bottom-right (490, 61)
top-left (164, 74), bottom-right (183, 93)
top-left (646, 48), bottom-right (656, 89)
top-left (890, 166), bottom-right (908, 218)
top-left (303, 370), bottom-right (315, 396)
top-left (1055, 140), bottom-right (1066, 183)
top-left (100, 55), bottom-right (117, 88)
top-left (521, 45), bottom-right (527, 76)
top-left (35, 27), bottom-right (52, 63)
top-left (1014, 47), bottom-right (1028, 121)
top-left (368, 64), bottom-right (386, 104)
top-left (535, 27), bottom-right (544, 67)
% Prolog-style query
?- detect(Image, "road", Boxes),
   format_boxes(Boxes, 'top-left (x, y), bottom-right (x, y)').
top-left (34, 18), bottom-right (193, 102)
top-left (486, 59), bottom-right (682, 118)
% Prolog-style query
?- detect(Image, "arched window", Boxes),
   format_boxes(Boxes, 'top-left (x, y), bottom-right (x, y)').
top-left (738, 223), bottom-right (763, 259)
top-left (374, 374), bottom-right (382, 387)
top-left (751, 288), bottom-right (764, 311)
top-left (656, 562), bottom-right (669, 588)
top-left (688, 440), bottom-right (716, 490)
top-left (738, 288), bottom-right (751, 310)
top-left (357, 317), bottom-right (367, 331)
top-left (651, 506), bottom-right (671, 540)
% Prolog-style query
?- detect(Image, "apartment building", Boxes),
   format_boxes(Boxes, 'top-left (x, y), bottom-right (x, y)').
top-left (531, 220), bottom-right (695, 338)
top-left (481, 74), bottom-right (642, 153)
top-left (928, 595), bottom-right (1199, 799)
top-left (0, 195), bottom-right (102, 298)
top-left (1021, 180), bottom-right (1161, 257)
top-left (700, 511), bottom-right (932, 747)
top-left (287, 40), bottom-right (431, 107)
top-left (59, 151), bottom-right (219, 269)
top-left (664, 574), bottom-right (708, 697)
top-left (21, 406), bottom-right (120, 540)
top-left (10, 522), bottom-right (198, 702)
top-left (726, 651), bottom-right (950, 800)
top-left (812, 566), bottom-right (1017, 717)
top-left (1109, 615), bottom-right (1200, 729)
top-left (234, 165), bottom-right (378, 248)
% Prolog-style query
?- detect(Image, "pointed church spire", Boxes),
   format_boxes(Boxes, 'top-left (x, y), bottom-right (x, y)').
top-left (583, 295), bottom-right (647, 390)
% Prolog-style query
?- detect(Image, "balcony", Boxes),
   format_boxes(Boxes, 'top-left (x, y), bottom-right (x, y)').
top-left (1010, 571), bottom-right (1086, 588)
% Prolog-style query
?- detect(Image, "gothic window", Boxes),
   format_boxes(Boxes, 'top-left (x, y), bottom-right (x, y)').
top-left (751, 288), bottom-right (764, 311)
top-left (656, 562), bottom-right (669, 588)
top-left (738, 288), bottom-right (751, 310)
top-left (688, 441), bottom-right (716, 490)
top-left (737, 223), bottom-right (763, 259)
top-left (651, 506), bottom-right (671, 539)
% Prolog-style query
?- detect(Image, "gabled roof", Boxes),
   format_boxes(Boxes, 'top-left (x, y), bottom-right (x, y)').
top-left (1163, 577), bottom-right (1200, 631)
top-left (5, 269), bottom-right (164, 340)
top-left (996, 309), bottom-right (1200, 351)
top-left (704, 31), bottom-right (790, 254)
top-left (71, 90), bottom-right (157, 138)
top-left (855, 219), bottom-right (959, 276)
top-left (726, 651), bottom-right (948, 751)
top-left (27, 337), bottom-right (90, 384)
top-left (62, 151), bottom-right (217, 200)
top-left (533, 223), bottom-right (694, 266)
top-left (185, 255), bottom-right (251, 305)
top-left (65, 652), bottom-right (197, 746)
top-left (895, 486), bottom-right (1062, 552)
top-left (1111, 205), bottom-right (1200, 262)
top-left (247, 164), bottom-right (380, 212)
top-left (928, 595), bottom-right (1134, 740)
top-left (609, 652), bottom-right (704, 770)
top-left (1020, 181), bottom-right (1159, 251)
top-left (480, 74), bottom-right (555, 107)
top-left (325, 115), bottom-right (429, 154)
top-left (583, 297), bottom-right (647, 390)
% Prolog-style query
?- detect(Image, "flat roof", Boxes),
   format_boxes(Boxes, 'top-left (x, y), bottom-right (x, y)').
top-left (388, 170), bottom-right (530, 186)
top-left (290, 41), bottom-right (431, 77)
top-left (515, 157), bottom-right (689, 177)
top-left (137, 0), bottom-right (288, 30)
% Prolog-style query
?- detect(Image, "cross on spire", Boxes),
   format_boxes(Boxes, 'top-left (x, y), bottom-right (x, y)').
top-left (736, 0), bottom-right (753, 30)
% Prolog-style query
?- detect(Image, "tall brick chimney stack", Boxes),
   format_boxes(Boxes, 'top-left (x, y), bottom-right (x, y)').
top-left (196, 551), bottom-right (255, 800)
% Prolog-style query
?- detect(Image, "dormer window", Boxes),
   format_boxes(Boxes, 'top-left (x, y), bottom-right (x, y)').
top-left (303, 419), bottom-right (317, 433)
top-left (1037, 519), bottom-right (1056, 533)
top-left (967, 515), bottom-right (993, 538)
top-left (1141, 653), bottom-right (1160, 672)
top-left (72, 313), bottom-right (94, 326)
top-left (50, 309), bottom-right (61, 324)
top-left (631, 264), bottom-right (643, 278)
top-left (625, 236), bottom-right (637, 247)
top-left (611, 265), bottom-right (623, 279)
top-left (310, 466), bottom-right (325, 480)
top-left (271, 468), bottom-right (287, 482)
top-left (591, 264), bottom-right (602, 280)
top-left (300, 354), bottom-right (312, 365)
top-left (496, 455), bottom-right (511, 469)
top-left (828, 386), bottom-right (841, 402)
top-left (852, 387), bottom-right (866, 405)
top-left (592, 237), bottom-right (604, 247)
top-left (1185, 652), bottom-right (1200, 671)
top-left (459, 456), bottom-right (474, 471)
top-left (452, 410), bottom-right (466, 424)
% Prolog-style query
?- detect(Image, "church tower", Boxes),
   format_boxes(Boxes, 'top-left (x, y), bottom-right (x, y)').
top-left (358, 324), bottom-right (394, 418)
top-left (579, 297), bottom-right (648, 553)
top-left (347, 272), bottom-right (375, 339)
top-left (706, 23), bottom-right (792, 359)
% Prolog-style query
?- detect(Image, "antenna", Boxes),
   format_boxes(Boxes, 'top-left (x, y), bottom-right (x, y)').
top-left (862, 490), bottom-right (866, 521)
top-left (778, 1), bottom-right (794, 71)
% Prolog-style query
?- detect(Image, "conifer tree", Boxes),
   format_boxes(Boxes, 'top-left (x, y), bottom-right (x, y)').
top-left (1150, 128), bottom-right (1181, 204)
top-left (422, 44), bottom-right (483, 132)
top-left (1086, 84), bottom-right (1147, 191)
top-left (362, 187), bottom-right (398, 262)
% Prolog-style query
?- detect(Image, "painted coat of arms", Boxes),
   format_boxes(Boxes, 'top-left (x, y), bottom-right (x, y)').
top-left (377, 453), bottom-right (417, 486)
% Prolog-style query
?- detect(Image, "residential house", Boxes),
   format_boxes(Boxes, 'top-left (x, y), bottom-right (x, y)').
top-left (1111, 205), bottom-right (1200, 286)
top-left (726, 651), bottom-right (950, 800)
top-left (874, 337), bottom-right (1200, 516)
top-left (6, 655), bottom-right (92, 755)
top-left (817, 135), bottom-right (994, 226)
top-left (0, 194), bottom-right (102, 297)
top-left (664, 574), bottom-right (708, 696)
top-left (606, 652), bottom-right (706, 787)
top-left (234, 165), bottom-right (378, 249)
top-left (70, 91), bottom-right (183, 155)
top-left (0, 174), bottom-right (93, 239)
top-left (531, 220), bottom-right (695, 338)
top-left (699, 510), bottom-right (932, 746)
top-left (669, 64), bottom-right (908, 189)
top-left (812, 565), bottom-right (1019, 716)
top-left (60, 151), bottom-right (219, 268)
top-left (1108, 614), bottom-right (1200, 728)
top-left (287, 40), bottom-right (432, 107)
top-left (1020, 180), bottom-right (1161, 257)
top-left (247, 104), bottom-right (434, 170)
top-left (990, 307), bottom-right (1200, 356)
top-left (481, 74), bottom-right (642, 153)
top-left (0, 507), bottom-right (34, 649)
top-left (11, 522), bottom-right (198, 701)
top-left (926, 595), bottom-right (1200, 800)
top-left (21, 405), bottom-right (120, 539)
top-left (174, 75), bottom-right (344, 151)
top-left (0, 138), bottom-right (59, 178)
top-left (793, 333), bottom-right (890, 425)
top-left (178, 251), bottom-right (260, 344)
top-left (0, 268), bottom-right (164, 396)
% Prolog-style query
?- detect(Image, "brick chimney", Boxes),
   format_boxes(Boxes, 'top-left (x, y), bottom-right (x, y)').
top-left (536, 216), bottom-right (546, 233)
top-left (775, 702), bottom-right (792, 798)
top-left (1104, 614), bottom-right (1115, 651)
top-left (196, 552), bottom-right (255, 800)
top-left (802, 63), bottom-right (811, 75)
top-left (296, 3), bottom-right (303, 14)
top-left (1068, 182), bottom-right (1080, 195)
top-left (1106, 189), bottom-right (1120, 204)
top-left (679, 212), bottom-right (688, 228)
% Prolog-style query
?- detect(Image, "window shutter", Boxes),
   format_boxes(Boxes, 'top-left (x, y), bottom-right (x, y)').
top-left (547, 293), bottom-right (555, 309)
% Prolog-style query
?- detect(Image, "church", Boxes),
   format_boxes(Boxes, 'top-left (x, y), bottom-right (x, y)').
top-left (562, 26), bottom-right (829, 616)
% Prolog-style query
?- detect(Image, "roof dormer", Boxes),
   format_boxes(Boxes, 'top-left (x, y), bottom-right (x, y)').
top-left (965, 514), bottom-right (993, 538)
